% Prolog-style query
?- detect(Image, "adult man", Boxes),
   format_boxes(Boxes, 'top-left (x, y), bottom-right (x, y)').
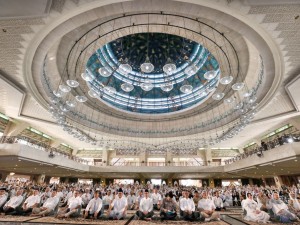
top-left (213, 191), bottom-right (226, 211)
top-left (81, 188), bottom-right (92, 208)
top-left (160, 192), bottom-right (177, 220)
top-left (193, 191), bottom-right (201, 206)
top-left (31, 190), bottom-right (59, 216)
top-left (40, 187), bottom-right (51, 204)
top-left (268, 192), bottom-right (300, 222)
top-left (102, 189), bottom-right (113, 210)
top-left (136, 189), bottom-right (154, 221)
top-left (198, 191), bottom-right (220, 222)
top-left (151, 188), bottom-right (162, 210)
top-left (0, 187), bottom-right (8, 212)
top-left (2, 189), bottom-right (24, 215)
top-left (83, 191), bottom-right (102, 219)
top-left (108, 188), bottom-right (127, 220)
top-left (179, 190), bottom-right (196, 221)
top-left (17, 189), bottom-right (40, 215)
top-left (127, 191), bottom-right (137, 210)
top-left (136, 190), bottom-right (143, 210)
top-left (57, 190), bottom-right (82, 218)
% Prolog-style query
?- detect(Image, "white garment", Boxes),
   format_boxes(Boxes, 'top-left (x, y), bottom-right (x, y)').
top-left (85, 197), bottom-right (102, 214)
top-left (269, 199), bottom-right (288, 215)
top-left (103, 194), bottom-right (113, 205)
top-left (4, 195), bottom-right (23, 208)
top-left (68, 196), bottom-right (82, 210)
top-left (198, 198), bottom-right (216, 211)
top-left (81, 193), bottom-right (92, 205)
top-left (111, 196), bottom-right (127, 213)
top-left (127, 195), bottom-right (136, 205)
top-left (243, 198), bottom-right (270, 223)
top-left (43, 196), bottom-right (59, 210)
top-left (24, 195), bottom-right (41, 208)
top-left (139, 197), bottom-right (153, 212)
top-left (290, 197), bottom-right (300, 211)
top-left (151, 193), bottom-right (162, 204)
top-left (0, 194), bottom-right (8, 207)
top-left (56, 191), bottom-right (64, 199)
top-left (179, 197), bottom-right (195, 211)
top-left (213, 196), bottom-right (223, 208)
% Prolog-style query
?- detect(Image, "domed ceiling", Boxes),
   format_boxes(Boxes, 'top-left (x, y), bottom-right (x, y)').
top-left (86, 33), bottom-right (219, 114)
top-left (25, 0), bottom-right (282, 148)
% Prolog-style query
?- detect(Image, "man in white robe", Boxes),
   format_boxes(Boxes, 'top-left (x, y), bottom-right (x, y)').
top-left (179, 190), bottom-right (197, 221)
top-left (2, 189), bottom-right (24, 215)
top-left (136, 189), bottom-right (154, 221)
top-left (198, 191), bottom-right (220, 222)
top-left (31, 190), bottom-right (59, 216)
top-left (108, 188), bottom-right (127, 220)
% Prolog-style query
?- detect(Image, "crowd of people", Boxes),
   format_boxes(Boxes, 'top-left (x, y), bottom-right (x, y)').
top-left (0, 180), bottom-right (300, 223)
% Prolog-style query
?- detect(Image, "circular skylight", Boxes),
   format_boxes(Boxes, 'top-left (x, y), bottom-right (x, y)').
top-left (85, 33), bottom-right (220, 114)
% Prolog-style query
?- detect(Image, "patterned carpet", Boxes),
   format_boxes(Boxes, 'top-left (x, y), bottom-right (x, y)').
top-left (1, 209), bottom-right (298, 225)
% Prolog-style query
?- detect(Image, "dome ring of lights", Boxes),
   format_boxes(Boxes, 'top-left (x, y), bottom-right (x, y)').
top-left (61, 13), bottom-right (242, 118)
top-left (85, 33), bottom-right (220, 114)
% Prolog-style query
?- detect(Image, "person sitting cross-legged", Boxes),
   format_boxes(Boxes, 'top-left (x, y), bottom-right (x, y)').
top-left (31, 190), bottom-right (59, 217)
top-left (151, 187), bottom-right (162, 210)
top-left (107, 188), bottom-right (128, 220)
top-left (2, 189), bottom-right (24, 215)
top-left (179, 190), bottom-right (197, 221)
top-left (17, 189), bottom-right (40, 215)
top-left (243, 193), bottom-right (270, 223)
top-left (268, 191), bottom-right (300, 223)
top-left (56, 190), bottom-right (82, 218)
top-left (160, 192), bottom-right (177, 220)
top-left (83, 191), bottom-right (102, 219)
top-left (198, 191), bottom-right (220, 222)
top-left (136, 189), bottom-right (154, 221)
top-left (0, 187), bottom-right (8, 212)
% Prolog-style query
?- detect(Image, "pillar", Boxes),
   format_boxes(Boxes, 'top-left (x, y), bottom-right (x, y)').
top-left (71, 148), bottom-right (79, 155)
top-left (249, 178), bottom-right (254, 185)
top-left (0, 171), bottom-right (9, 181)
top-left (102, 150), bottom-right (109, 166)
top-left (205, 148), bottom-right (212, 166)
top-left (165, 150), bottom-right (172, 165)
top-left (209, 178), bottom-right (215, 188)
top-left (139, 151), bottom-right (147, 165)
top-left (274, 176), bottom-right (283, 188)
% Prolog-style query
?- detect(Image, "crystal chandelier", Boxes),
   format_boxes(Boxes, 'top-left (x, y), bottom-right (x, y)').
top-left (161, 83), bottom-right (173, 92)
top-left (163, 58), bottom-right (176, 75)
top-left (140, 56), bottom-right (154, 73)
top-left (180, 84), bottom-right (193, 94)
top-left (121, 82), bottom-right (134, 92)
top-left (140, 79), bottom-right (154, 91)
top-left (98, 67), bottom-right (112, 77)
top-left (204, 70), bottom-right (217, 80)
top-left (220, 76), bottom-right (233, 85)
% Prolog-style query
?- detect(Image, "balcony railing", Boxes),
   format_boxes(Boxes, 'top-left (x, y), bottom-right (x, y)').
top-left (0, 136), bottom-right (223, 167)
top-left (224, 134), bottom-right (300, 165)
top-left (0, 136), bottom-right (91, 165)
top-left (109, 161), bottom-right (222, 167)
